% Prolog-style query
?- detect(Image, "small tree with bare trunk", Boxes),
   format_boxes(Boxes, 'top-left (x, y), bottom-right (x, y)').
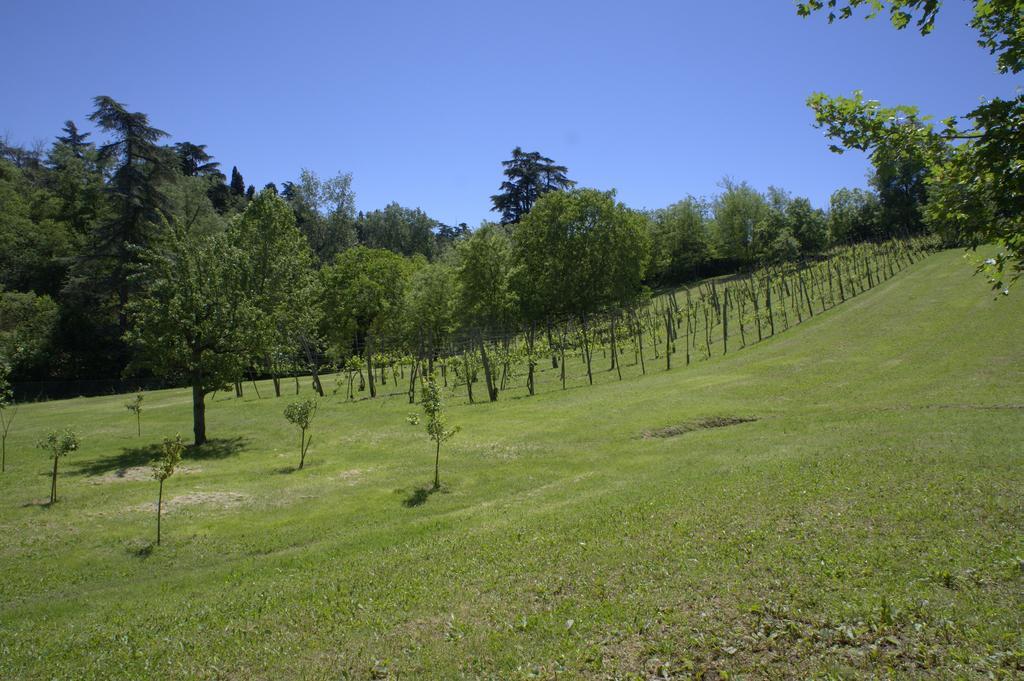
top-left (0, 365), bottom-right (16, 473)
top-left (37, 429), bottom-right (79, 504)
top-left (152, 435), bottom-right (183, 545)
top-left (422, 372), bottom-right (458, 490)
top-left (126, 393), bottom-right (143, 436)
top-left (284, 398), bottom-right (318, 470)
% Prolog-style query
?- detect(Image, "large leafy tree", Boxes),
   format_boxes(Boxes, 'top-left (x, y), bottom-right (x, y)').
top-left (234, 191), bottom-right (321, 394)
top-left (647, 197), bottom-right (713, 284)
top-left (456, 224), bottom-right (519, 332)
top-left (711, 179), bottom-right (769, 264)
top-left (454, 224), bottom-right (519, 401)
top-left (513, 188), bottom-right (651, 320)
top-left (490, 147), bottom-right (576, 224)
top-left (282, 169), bottom-right (358, 266)
top-left (829, 187), bottom-right (883, 243)
top-left (126, 223), bottom-right (256, 445)
top-left (0, 160), bottom-right (81, 297)
top-left (0, 289), bottom-right (59, 377)
top-left (320, 246), bottom-right (412, 397)
top-left (403, 262), bottom-right (458, 361)
top-left (797, 0), bottom-right (1024, 291)
top-left (358, 203), bottom-right (438, 259)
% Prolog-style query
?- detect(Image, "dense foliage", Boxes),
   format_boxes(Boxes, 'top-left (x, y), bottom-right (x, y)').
top-left (798, 0), bottom-right (1024, 291)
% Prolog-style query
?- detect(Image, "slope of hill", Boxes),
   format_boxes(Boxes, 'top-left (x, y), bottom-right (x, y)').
top-left (1, 249), bottom-right (1021, 679)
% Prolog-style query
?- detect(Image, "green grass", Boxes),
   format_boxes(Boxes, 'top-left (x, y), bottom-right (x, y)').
top-left (1, 249), bottom-right (1021, 679)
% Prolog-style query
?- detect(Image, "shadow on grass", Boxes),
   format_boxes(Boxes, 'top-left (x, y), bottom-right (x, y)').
top-left (124, 539), bottom-right (154, 559)
top-left (402, 484), bottom-right (443, 508)
top-left (73, 436), bottom-right (249, 477)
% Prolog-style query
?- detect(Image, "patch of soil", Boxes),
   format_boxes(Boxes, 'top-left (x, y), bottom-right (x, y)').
top-left (643, 416), bottom-right (758, 439)
top-left (131, 491), bottom-right (248, 513)
top-left (93, 465), bottom-right (201, 484)
top-left (333, 468), bottom-right (363, 483)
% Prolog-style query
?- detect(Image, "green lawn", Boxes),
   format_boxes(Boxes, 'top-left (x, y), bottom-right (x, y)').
top-left (1, 249), bottom-right (1021, 679)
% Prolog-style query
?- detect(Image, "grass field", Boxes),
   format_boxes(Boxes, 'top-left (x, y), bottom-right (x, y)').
top-left (1, 249), bottom-right (1021, 679)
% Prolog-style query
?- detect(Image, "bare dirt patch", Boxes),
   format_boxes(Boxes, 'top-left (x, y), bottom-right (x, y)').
top-left (333, 468), bottom-right (364, 483)
top-left (131, 491), bottom-right (249, 514)
top-left (642, 416), bottom-right (758, 439)
top-left (92, 465), bottom-right (201, 484)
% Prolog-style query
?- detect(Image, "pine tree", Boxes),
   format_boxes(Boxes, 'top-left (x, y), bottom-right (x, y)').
top-left (490, 147), bottom-right (576, 224)
top-left (174, 142), bottom-right (222, 178)
top-left (230, 166), bottom-right (245, 196)
top-left (56, 121), bottom-right (91, 159)
top-left (83, 95), bottom-right (174, 334)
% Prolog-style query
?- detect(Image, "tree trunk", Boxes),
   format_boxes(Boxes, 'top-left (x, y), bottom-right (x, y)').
top-left (50, 455), bottom-right (59, 504)
top-left (722, 288), bottom-right (729, 354)
top-left (433, 440), bottom-right (441, 490)
top-left (580, 314), bottom-right (593, 385)
top-left (299, 429), bottom-right (306, 469)
top-left (157, 479), bottom-right (163, 545)
top-left (192, 380), bottom-right (207, 446)
top-left (366, 340), bottom-right (376, 398)
top-left (462, 350), bottom-right (474, 404)
top-left (479, 338), bottom-right (498, 402)
top-left (634, 310), bottom-right (646, 375)
top-left (527, 324), bottom-right (536, 396)
top-left (610, 314), bottom-right (622, 381)
top-left (408, 358), bottom-right (419, 404)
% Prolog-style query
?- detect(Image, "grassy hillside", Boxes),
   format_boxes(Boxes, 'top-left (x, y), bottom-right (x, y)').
top-left (1, 249), bottom-right (1021, 679)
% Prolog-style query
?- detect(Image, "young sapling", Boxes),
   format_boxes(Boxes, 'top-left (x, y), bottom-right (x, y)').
top-left (152, 434), bottom-right (183, 545)
top-left (37, 429), bottom-right (79, 504)
top-left (126, 392), bottom-right (144, 437)
top-left (421, 372), bottom-right (459, 490)
top-left (284, 397), bottom-right (318, 470)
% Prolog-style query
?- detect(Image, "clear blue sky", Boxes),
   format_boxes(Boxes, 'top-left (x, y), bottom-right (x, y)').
top-left (2, 1), bottom-right (1016, 226)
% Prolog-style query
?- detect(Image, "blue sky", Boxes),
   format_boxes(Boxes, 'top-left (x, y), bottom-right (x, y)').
top-left (2, 1), bottom-right (1017, 226)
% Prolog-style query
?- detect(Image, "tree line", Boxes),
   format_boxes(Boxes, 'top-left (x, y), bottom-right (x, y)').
top-left (0, 97), bottom-right (945, 396)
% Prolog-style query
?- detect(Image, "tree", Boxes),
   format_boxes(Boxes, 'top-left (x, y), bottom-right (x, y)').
top-left (512, 188), bottom-right (651, 385)
top-left (455, 224), bottom-right (519, 401)
top-left (56, 121), bottom-right (91, 158)
top-left (126, 223), bottom-right (256, 445)
top-left (711, 179), bottom-right (769, 264)
top-left (829, 188), bottom-right (882, 243)
top-left (490, 147), bottom-right (576, 224)
top-left (174, 143), bottom-right (222, 179)
top-left (513, 188), bottom-right (651, 321)
top-left (358, 203), bottom-right (438, 259)
top-left (0, 289), bottom-right (60, 377)
top-left (0, 159), bottom-right (82, 297)
top-left (152, 434), bottom-right (183, 545)
top-left (126, 392), bottom-right (143, 437)
top-left (797, 0), bottom-right (1023, 290)
top-left (229, 166), bottom-right (246, 197)
top-left (320, 246), bottom-right (412, 398)
top-left (282, 169), bottom-right (357, 265)
top-left (648, 197), bottom-right (713, 284)
top-left (234, 190), bottom-right (320, 396)
top-left (284, 398), bottom-right (318, 470)
top-left (403, 262), bottom-right (458, 364)
top-left (421, 371), bottom-right (457, 489)
top-left (37, 429), bottom-right (79, 504)
top-left (0, 364), bottom-right (15, 473)
top-left (165, 174), bottom-right (228, 237)
top-left (86, 96), bottom-right (174, 333)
